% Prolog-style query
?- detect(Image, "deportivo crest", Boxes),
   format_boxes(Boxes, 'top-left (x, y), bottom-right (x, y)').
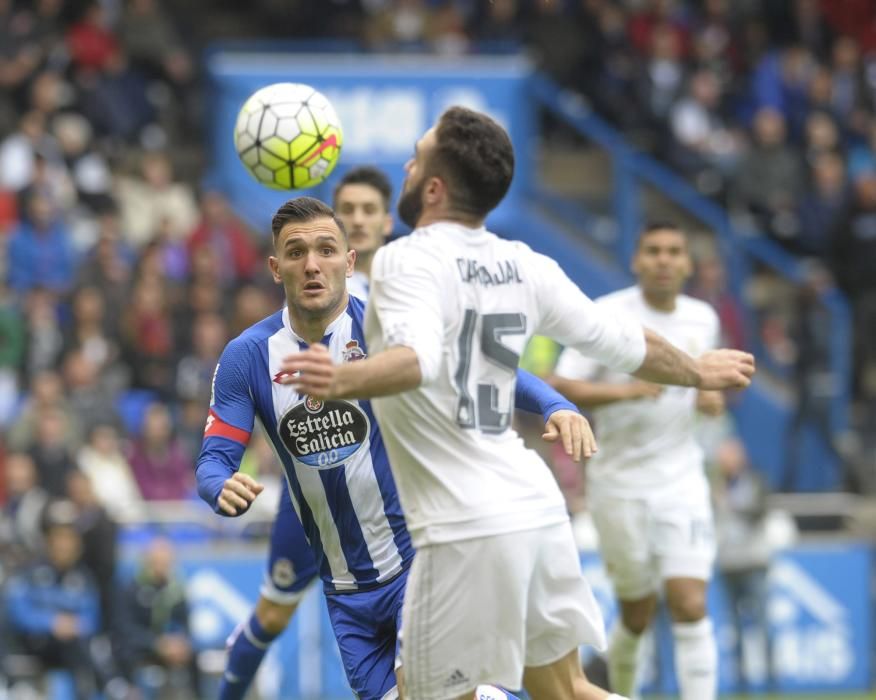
top-left (277, 398), bottom-right (370, 469)
top-left (342, 340), bottom-right (366, 362)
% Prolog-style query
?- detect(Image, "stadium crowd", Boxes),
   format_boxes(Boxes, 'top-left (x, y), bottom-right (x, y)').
top-left (0, 0), bottom-right (874, 696)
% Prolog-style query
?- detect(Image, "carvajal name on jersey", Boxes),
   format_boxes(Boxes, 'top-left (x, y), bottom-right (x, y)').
top-left (456, 257), bottom-right (522, 286)
top-left (278, 398), bottom-right (370, 469)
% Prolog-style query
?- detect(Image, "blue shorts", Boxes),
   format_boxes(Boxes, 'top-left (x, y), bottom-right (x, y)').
top-left (326, 569), bottom-right (408, 700)
top-left (260, 485), bottom-right (319, 605)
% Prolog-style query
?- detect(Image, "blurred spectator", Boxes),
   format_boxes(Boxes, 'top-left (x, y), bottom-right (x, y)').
top-left (53, 112), bottom-right (114, 215)
top-left (847, 118), bottom-right (876, 182)
top-left (63, 285), bottom-right (125, 381)
top-left (116, 537), bottom-right (200, 697)
top-left (468, 0), bottom-right (523, 43)
top-left (831, 172), bottom-right (876, 399)
top-left (7, 190), bottom-right (76, 294)
top-left (635, 20), bottom-right (687, 134)
top-left (713, 437), bottom-right (774, 691)
top-left (118, 0), bottom-right (193, 86)
top-left (127, 403), bottom-right (194, 501)
top-left (526, 0), bottom-right (587, 90)
top-left (76, 424), bottom-right (143, 522)
top-left (66, 1), bottom-right (119, 73)
top-left (0, 280), bottom-right (25, 424)
top-left (75, 211), bottom-right (134, 322)
top-left (187, 190), bottom-right (260, 287)
top-left (829, 35), bottom-right (871, 121)
top-left (669, 68), bottom-right (742, 196)
top-left (365, 0), bottom-right (437, 52)
top-left (627, 0), bottom-right (690, 59)
top-left (690, 254), bottom-right (747, 350)
top-left (122, 275), bottom-right (177, 396)
top-left (66, 470), bottom-right (119, 636)
top-left (114, 151), bottom-right (199, 248)
top-left (230, 284), bottom-right (275, 339)
top-left (784, 263), bottom-right (843, 489)
top-left (77, 48), bottom-right (157, 143)
top-left (751, 44), bottom-right (814, 138)
top-left (28, 405), bottom-right (77, 498)
top-left (794, 150), bottom-right (849, 257)
top-left (7, 369), bottom-right (80, 451)
top-left (62, 348), bottom-right (123, 436)
top-left (0, 0), bottom-right (44, 96)
top-left (0, 452), bottom-right (49, 569)
top-left (175, 312), bottom-right (227, 403)
top-left (733, 107), bottom-right (805, 244)
top-left (20, 287), bottom-right (64, 380)
top-left (4, 500), bottom-right (101, 700)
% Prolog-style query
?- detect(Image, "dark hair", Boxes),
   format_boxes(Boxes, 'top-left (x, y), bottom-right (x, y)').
top-left (429, 106), bottom-right (514, 220)
top-left (637, 221), bottom-right (687, 246)
top-left (271, 196), bottom-right (348, 242)
top-left (333, 166), bottom-right (392, 211)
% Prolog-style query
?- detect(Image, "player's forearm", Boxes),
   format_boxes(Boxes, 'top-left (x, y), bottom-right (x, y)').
top-left (547, 376), bottom-right (641, 408)
top-left (515, 369), bottom-right (577, 419)
top-left (633, 328), bottom-right (701, 387)
top-left (332, 345), bottom-right (422, 399)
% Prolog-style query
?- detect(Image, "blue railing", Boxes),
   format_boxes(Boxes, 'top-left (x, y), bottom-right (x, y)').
top-left (528, 76), bottom-right (852, 438)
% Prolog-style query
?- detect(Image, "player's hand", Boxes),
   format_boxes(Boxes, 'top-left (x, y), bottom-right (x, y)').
top-left (279, 343), bottom-right (338, 399)
top-left (696, 390), bottom-right (725, 416)
top-left (695, 349), bottom-right (755, 390)
top-left (624, 381), bottom-right (663, 400)
top-left (218, 472), bottom-right (264, 516)
top-left (542, 409), bottom-right (597, 462)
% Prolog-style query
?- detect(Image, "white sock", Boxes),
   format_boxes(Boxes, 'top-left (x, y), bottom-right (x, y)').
top-left (606, 695), bottom-right (630, 700)
top-left (672, 618), bottom-right (717, 700)
top-left (607, 623), bottom-right (643, 698)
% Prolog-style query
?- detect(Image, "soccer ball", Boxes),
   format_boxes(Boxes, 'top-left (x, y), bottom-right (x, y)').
top-left (234, 82), bottom-right (343, 190)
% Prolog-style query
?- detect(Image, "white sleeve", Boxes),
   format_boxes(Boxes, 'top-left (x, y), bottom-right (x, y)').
top-left (533, 256), bottom-right (646, 374)
top-left (368, 244), bottom-right (445, 384)
top-left (554, 346), bottom-right (601, 381)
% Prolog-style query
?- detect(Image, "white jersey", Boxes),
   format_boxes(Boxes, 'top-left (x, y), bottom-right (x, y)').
top-left (365, 223), bottom-right (646, 547)
top-left (555, 286), bottom-right (720, 497)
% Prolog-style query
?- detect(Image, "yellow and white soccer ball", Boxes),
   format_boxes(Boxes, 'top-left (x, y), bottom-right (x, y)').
top-left (234, 82), bottom-right (343, 190)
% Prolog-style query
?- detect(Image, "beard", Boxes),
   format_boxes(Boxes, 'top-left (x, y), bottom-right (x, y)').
top-left (397, 177), bottom-right (425, 229)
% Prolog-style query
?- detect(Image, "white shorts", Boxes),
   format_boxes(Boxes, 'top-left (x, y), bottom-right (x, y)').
top-left (400, 522), bottom-right (606, 700)
top-left (588, 475), bottom-right (716, 601)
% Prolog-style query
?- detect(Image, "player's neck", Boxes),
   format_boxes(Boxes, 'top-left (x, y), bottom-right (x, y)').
top-left (354, 252), bottom-right (374, 279)
top-left (641, 288), bottom-right (678, 313)
top-left (416, 210), bottom-right (483, 229)
top-left (287, 294), bottom-right (349, 345)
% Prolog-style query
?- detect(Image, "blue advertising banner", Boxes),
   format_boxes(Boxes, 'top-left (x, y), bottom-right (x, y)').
top-left (151, 542), bottom-right (872, 698)
top-left (206, 51), bottom-right (534, 233)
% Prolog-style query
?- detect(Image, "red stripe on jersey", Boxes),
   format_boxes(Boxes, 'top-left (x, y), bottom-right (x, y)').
top-left (204, 409), bottom-right (251, 445)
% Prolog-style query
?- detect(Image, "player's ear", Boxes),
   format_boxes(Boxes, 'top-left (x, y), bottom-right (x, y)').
top-left (424, 176), bottom-right (443, 205)
top-left (382, 213), bottom-right (393, 239)
top-left (346, 248), bottom-right (356, 277)
top-left (268, 256), bottom-right (282, 284)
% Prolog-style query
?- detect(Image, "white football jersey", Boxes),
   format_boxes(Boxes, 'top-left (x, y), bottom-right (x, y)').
top-left (365, 223), bottom-right (646, 547)
top-left (555, 286), bottom-right (720, 497)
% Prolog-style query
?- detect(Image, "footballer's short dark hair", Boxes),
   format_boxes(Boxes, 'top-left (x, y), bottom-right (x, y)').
top-left (637, 221), bottom-right (688, 247)
top-left (271, 196), bottom-right (348, 243)
top-left (429, 106), bottom-right (515, 220)
top-left (333, 166), bottom-right (393, 211)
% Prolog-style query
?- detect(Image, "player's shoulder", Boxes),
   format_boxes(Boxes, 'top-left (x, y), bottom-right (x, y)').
top-left (224, 309), bottom-right (285, 359)
top-left (676, 294), bottom-right (719, 325)
top-left (595, 285), bottom-right (640, 308)
top-left (374, 230), bottom-right (442, 275)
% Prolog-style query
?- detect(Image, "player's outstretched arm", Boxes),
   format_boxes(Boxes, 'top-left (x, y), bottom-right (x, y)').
top-left (634, 329), bottom-right (755, 390)
top-left (547, 375), bottom-right (663, 408)
top-left (281, 343), bottom-right (422, 399)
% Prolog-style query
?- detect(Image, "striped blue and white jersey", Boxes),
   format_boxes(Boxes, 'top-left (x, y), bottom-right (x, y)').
top-left (198, 296), bottom-right (413, 593)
